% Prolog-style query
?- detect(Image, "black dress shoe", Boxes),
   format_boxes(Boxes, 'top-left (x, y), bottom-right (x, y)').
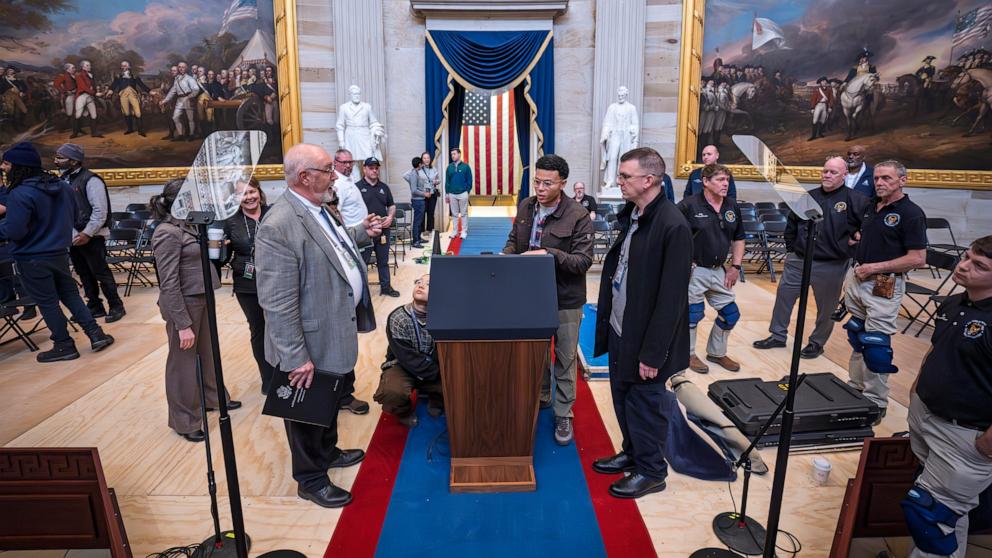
top-left (753, 336), bottom-right (787, 349)
top-left (298, 484), bottom-right (352, 508)
top-left (592, 452), bottom-right (636, 474)
top-left (180, 430), bottom-right (205, 442)
top-left (800, 341), bottom-right (824, 359)
top-left (339, 398), bottom-right (370, 415)
top-left (89, 308), bottom-right (108, 319)
top-left (608, 473), bottom-right (667, 499)
top-left (206, 400), bottom-right (242, 412)
top-left (328, 448), bottom-right (365, 469)
top-left (105, 307), bottom-right (126, 323)
top-left (380, 287), bottom-right (401, 298)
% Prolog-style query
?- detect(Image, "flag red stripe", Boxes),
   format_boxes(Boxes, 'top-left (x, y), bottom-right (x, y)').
top-left (496, 94), bottom-right (503, 196)
top-left (508, 93), bottom-right (515, 196)
top-left (485, 108), bottom-right (493, 197)
top-left (473, 125), bottom-right (481, 196)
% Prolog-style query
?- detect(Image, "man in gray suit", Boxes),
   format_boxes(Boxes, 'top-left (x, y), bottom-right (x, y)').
top-left (255, 143), bottom-right (383, 508)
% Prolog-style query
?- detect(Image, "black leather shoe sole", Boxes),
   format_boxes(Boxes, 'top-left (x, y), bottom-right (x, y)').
top-left (105, 308), bottom-right (126, 323)
top-left (609, 480), bottom-right (667, 499)
top-left (298, 487), bottom-right (352, 508)
top-left (329, 449), bottom-right (366, 469)
top-left (180, 430), bottom-right (205, 442)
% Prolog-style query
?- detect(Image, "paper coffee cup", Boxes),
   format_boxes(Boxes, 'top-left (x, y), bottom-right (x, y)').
top-left (207, 228), bottom-right (224, 260)
top-left (812, 457), bottom-right (831, 485)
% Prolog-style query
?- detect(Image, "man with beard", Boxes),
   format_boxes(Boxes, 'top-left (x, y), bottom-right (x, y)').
top-left (110, 61), bottom-right (150, 136)
top-left (845, 145), bottom-right (875, 198)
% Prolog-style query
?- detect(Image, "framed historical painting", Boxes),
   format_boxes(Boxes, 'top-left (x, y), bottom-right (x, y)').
top-left (675, 0), bottom-right (992, 189)
top-left (0, 0), bottom-right (302, 185)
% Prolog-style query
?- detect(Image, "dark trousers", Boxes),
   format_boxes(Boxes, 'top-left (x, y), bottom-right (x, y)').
top-left (17, 255), bottom-right (98, 344)
top-left (361, 229), bottom-right (391, 290)
top-left (339, 369), bottom-right (357, 405)
top-left (768, 255), bottom-right (849, 347)
top-left (283, 369), bottom-right (348, 492)
top-left (411, 199), bottom-right (425, 245)
top-left (608, 327), bottom-right (669, 480)
top-left (69, 236), bottom-right (122, 313)
top-left (235, 291), bottom-right (276, 395)
top-left (424, 195), bottom-right (438, 233)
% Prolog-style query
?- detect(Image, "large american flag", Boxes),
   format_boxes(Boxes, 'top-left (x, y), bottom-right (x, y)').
top-left (954, 6), bottom-right (992, 47)
top-left (220, 0), bottom-right (258, 34)
top-left (461, 89), bottom-right (523, 196)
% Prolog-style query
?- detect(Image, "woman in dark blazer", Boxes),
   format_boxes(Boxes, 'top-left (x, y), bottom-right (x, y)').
top-left (151, 178), bottom-right (239, 443)
top-left (223, 178), bottom-right (275, 394)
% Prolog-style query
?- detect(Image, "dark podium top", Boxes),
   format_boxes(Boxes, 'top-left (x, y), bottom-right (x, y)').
top-left (427, 254), bottom-right (559, 341)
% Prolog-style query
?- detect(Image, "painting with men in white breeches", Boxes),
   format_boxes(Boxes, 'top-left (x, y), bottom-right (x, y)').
top-left (694, 0), bottom-right (992, 171)
top-left (0, 0), bottom-right (284, 173)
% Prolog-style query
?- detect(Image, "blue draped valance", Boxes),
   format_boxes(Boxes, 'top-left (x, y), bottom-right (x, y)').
top-left (424, 30), bottom-right (555, 199)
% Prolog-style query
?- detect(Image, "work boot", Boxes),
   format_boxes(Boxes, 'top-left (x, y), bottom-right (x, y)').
top-left (70, 118), bottom-right (82, 138)
top-left (37, 341), bottom-right (80, 363)
top-left (87, 327), bottom-right (115, 352)
top-left (688, 354), bottom-right (710, 374)
top-left (706, 354), bottom-right (741, 372)
top-left (105, 305), bottom-right (126, 323)
top-left (807, 123), bottom-right (818, 141)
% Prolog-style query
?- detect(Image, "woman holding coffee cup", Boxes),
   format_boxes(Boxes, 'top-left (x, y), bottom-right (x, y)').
top-left (150, 178), bottom-right (240, 443)
top-left (222, 178), bottom-right (274, 395)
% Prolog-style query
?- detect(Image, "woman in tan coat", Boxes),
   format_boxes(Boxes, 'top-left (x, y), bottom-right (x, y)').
top-left (150, 178), bottom-right (239, 442)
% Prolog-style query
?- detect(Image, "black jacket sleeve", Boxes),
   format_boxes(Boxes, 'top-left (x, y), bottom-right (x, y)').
top-left (784, 212), bottom-right (799, 253)
top-left (389, 335), bottom-right (440, 380)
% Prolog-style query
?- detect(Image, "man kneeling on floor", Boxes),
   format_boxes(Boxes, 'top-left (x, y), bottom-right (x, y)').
top-left (374, 274), bottom-right (443, 426)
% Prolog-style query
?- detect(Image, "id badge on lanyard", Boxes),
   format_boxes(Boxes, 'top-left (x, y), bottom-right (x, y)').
top-left (242, 260), bottom-right (255, 280)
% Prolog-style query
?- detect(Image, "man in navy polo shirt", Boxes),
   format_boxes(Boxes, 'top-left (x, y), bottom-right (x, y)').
top-left (356, 157), bottom-right (399, 298)
top-left (842, 159), bottom-right (926, 422)
top-left (904, 235), bottom-right (992, 558)
top-left (677, 163), bottom-right (745, 374)
top-left (683, 145), bottom-right (737, 200)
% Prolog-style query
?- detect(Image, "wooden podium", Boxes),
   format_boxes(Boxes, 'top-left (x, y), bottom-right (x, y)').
top-left (428, 255), bottom-right (559, 493)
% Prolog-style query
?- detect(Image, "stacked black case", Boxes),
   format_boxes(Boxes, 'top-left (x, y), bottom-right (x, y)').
top-left (708, 372), bottom-right (880, 449)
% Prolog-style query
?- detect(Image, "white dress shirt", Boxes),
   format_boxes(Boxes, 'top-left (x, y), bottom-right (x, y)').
top-left (845, 162), bottom-right (866, 190)
top-left (287, 188), bottom-right (364, 306)
top-left (334, 171), bottom-right (369, 227)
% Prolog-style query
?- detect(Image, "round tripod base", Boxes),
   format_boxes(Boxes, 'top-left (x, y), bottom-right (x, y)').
top-left (257, 552), bottom-right (307, 558)
top-left (690, 549), bottom-right (745, 558)
top-left (192, 531), bottom-right (251, 558)
top-left (713, 512), bottom-right (766, 555)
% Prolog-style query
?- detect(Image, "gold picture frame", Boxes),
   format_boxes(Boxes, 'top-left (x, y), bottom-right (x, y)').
top-left (674, 0), bottom-right (992, 190)
top-left (90, 0), bottom-right (302, 186)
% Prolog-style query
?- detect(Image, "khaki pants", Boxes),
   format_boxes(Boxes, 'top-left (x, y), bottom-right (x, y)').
top-left (165, 295), bottom-right (228, 434)
top-left (688, 265), bottom-right (736, 358)
top-left (541, 308), bottom-right (583, 418)
top-left (843, 266), bottom-right (905, 408)
top-left (373, 364), bottom-right (443, 418)
top-left (908, 393), bottom-right (992, 557)
top-left (119, 87), bottom-right (141, 117)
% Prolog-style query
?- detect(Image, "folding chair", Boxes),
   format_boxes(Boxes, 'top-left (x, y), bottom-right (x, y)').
top-left (592, 219), bottom-right (612, 263)
top-left (758, 212), bottom-right (787, 224)
top-left (741, 220), bottom-right (778, 283)
top-left (755, 201), bottom-right (777, 211)
top-left (926, 218), bottom-right (967, 257)
top-left (105, 228), bottom-right (140, 277)
top-left (123, 220), bottom-right (159, 296)
top-left (125, 203), bottom-right (149, 212)
top-left (0, 262), bottom-right (39, 351)
top-left (759, 220), bottom-right (789, 278)
top-left (113, 218), bottom-right (145, 231)
top-left (901, 249), bottom-right (960, 336)
top-left (110, 211), bottom-right (132, 223)
top-left (130, 209), bottom-right (153, 221)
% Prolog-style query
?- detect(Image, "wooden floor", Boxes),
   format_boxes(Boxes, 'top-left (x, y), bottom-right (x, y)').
top-left (0, 226), bottom-right (936, 557)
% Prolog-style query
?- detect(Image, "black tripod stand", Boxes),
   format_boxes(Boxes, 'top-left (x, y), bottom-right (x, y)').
top-left (692, 211), bottom-right (822, 557)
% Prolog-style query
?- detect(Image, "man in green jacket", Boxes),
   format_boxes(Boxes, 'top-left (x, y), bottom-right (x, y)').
top-left (445, 147), bottom-right (473, 239)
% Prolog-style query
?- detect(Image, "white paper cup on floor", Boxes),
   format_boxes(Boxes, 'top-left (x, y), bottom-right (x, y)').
top-left (207, 228), bottom-right (224, 259)
top-left (812, 457), bottom-right (831, 485)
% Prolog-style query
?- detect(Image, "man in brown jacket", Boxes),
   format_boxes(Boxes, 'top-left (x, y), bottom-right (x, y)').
top-left (503, 154), bottom-right (594, 445)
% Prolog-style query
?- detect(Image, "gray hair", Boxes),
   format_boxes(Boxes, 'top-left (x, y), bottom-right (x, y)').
top-left (334, 148), bottom-right (352, 158)
top-left (283, 143), bottom-right (325, 186)
top-left (875, 159), bottom-right (908, 178)
top-left (64, 62), bottom-right (75, 71)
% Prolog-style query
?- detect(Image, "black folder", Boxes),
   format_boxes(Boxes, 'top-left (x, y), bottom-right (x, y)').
top-left (262, 370), bottom-right (346, 427)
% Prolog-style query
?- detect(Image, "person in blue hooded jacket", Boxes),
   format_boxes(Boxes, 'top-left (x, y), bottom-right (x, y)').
top-left (0, 142), bottom-right (114, 362)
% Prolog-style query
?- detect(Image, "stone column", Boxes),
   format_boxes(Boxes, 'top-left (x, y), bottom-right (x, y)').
top-left (333, 0), bottom-right (388, 166)
top-left (591, 0), bottom-right (646, 197)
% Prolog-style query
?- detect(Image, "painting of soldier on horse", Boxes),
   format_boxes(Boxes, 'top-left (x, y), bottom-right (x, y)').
top-left (693, 0), bottom-right (992, 172)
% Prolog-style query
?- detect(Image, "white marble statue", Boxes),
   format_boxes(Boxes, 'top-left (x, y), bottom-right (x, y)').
top-left (600, 86), bottom-right (640, 190)
top-left (336, 84), bottom-right (386, 179)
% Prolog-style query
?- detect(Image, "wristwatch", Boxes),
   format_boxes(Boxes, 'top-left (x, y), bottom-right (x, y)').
top-left (732, 264), bottom-right (743, 272)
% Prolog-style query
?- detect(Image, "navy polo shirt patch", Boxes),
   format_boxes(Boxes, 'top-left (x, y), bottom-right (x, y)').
top-left (884, 213), bottom-right (900, 227)
top-left (965, 319), bottom-right (986, 339)
top-left (834, 201), bottom-right (847, 212)
top-left (725, 210), bottom-right (737, 223)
